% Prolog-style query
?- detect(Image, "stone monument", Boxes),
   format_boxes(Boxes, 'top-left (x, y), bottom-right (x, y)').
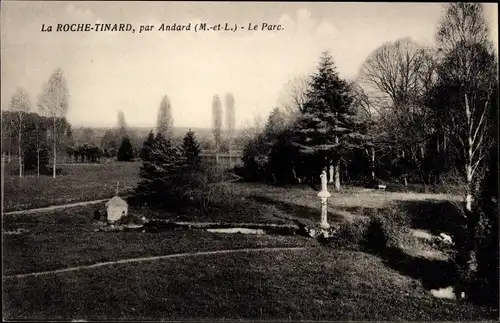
top-left (317, 170), bottom-right (331, 230)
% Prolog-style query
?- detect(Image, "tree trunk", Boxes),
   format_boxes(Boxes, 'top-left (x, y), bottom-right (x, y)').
top-left (37, 148), bottom-right (40, 178)
top-left (443, 132), bottom-right (447, 152)
top-left (215, 141), bottom-right (219, 167)
top-left (53, 117), bottom-right (57, 178)
top-left (291, 167), bottom-right (299, 183)
top-left (18, 128), bottom-right (22, 178)
top-left (8, 137), bottom-right (11, 162)
top-left (228, 141), bottom-right (232, 168)
top-left (370, 147), bottom-right (376, 179)
top-left (1, 157), bottom-right (4, 215)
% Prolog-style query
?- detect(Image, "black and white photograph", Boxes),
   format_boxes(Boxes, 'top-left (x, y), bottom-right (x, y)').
top-left (1, 1), bottom-right (499, 321)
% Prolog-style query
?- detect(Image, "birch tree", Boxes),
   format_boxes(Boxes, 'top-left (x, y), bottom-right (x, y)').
top-left (224, 93), bottom-right (236, 167)
top-left (434, 3), bottom-right (497, 296)
top-left (9, 88), bottom-right (31, 177)
top-left (436, 3), bottom-right (496, 213)
top-left (157, 95), bottom-right (174, 139)
top-left (212, 95), bottom-right (222, 166)
top-left (38, 68), bottom-right (69, 178)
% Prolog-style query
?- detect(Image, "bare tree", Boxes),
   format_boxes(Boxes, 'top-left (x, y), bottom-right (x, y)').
top-left (434, 4), bottom-right (497, 295)
top-left (276, 75), bottom-right (309, 123)
top-left (157, 95), bottom-right (174, 139)
top-left (225, 93), bottom-right (236, 167)
top-left (358, 38), bottom-right (436, 176)
top-left (38, 68), bottom-right (69, 178)
top-left (350, 82), bottom-right (384, 180)
top-left (436, 3), bottom-right (491, 54)
top-left (212, 95), bottom-right (222, 166)
top-left (436, 3), bottom-right (496, 213)
top-left (9, 88), bottom-right (31, 177)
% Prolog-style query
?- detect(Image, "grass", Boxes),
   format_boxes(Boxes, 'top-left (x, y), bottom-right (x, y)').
top-left (224, 181), bottom-right (462, 228)
top-left (3, 248), bottom-right (497, 321)
top-left (3, 161), bottom-right (141, 211)
top-left (2, 206), bottom-right (313, 276)
top-left (3, 176), bottom-right (497, 320)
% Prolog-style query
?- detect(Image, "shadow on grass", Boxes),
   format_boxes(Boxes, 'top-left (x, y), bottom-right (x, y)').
top-left (395, 200), bottom-right (465, 236)
top-left (377, 247), bottom-right (456, 290)
top-left (250, 195), bottom-right (346, 225)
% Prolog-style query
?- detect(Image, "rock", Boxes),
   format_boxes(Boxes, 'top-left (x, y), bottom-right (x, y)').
top-left (106, 196), bottom-right (128, 224)
top-left (439, 232), bottom-right (453, 245)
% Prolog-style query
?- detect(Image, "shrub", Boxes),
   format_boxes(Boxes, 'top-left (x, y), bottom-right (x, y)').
top-left (466, 144), bottom-right (498, 305)
top-left (361, 206), bottom-right (412, 254)
top-left (326, 218), bottom-right (370, 249)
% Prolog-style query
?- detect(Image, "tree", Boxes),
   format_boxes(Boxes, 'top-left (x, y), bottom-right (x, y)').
top-left (157, 95), bottom-right (174, 139)
top-left (101, 130), bottom-right (118, 154)
top-left (80, 128), bottom-right (96, 146)
top-left (1, 111), bottom-right (14, 162)
top-left (182, 129), bottom-right (201, 169)
top-left (277, 75), bottom-right (309, 123)
top-left (212, 95), bottom-right (223, 166)
top-left (225, 93), bottom-right (236, 167)
top-left (358, 38), bottom-right (437, 184)
top-left (435, 3), bottom-right (495, 212)
top-left (263, 108), bottom-right (289, 182)
top-left (434, 3), bottom-right (497, 293)
top-left (471, 140), bottom-right (498, 304)
top-left (140, 131), bottom-right (155, 161)
top-left (23, 113), bottom-right (49, 174)
top-left (38, 68), bottom-right (69, 178)
top-left (291, 51), bottom-right (365, 190)
top-left (135, 133), bottom-right (184, 207)
top-left (117, 110), bottom-right (127, 142)
top-left (9, 88), bottom-right (31, 177)
top-left (117, 137), bottom-right (134, 161)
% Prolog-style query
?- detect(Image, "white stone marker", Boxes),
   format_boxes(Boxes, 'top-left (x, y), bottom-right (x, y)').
top-left (317, 170), bottom-right (331, 230)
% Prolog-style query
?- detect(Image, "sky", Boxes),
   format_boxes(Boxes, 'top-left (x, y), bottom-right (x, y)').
top-left (1, 1), bottom-right (498, 129)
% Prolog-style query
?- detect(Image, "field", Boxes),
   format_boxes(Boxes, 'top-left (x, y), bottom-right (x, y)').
top-left (2, 161), bottom-right (141, 212)
top-left (2, 162), bottom-right (498, 321)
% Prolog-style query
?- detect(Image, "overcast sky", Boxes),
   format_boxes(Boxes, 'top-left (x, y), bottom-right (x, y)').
top-left (1, 1), bottom-right (498, 129)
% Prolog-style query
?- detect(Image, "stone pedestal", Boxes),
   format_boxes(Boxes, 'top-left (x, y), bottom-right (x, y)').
top-left (317, 170), bottom-right (331, 230)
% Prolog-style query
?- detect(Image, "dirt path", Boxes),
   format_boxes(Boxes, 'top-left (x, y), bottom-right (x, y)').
top-left (3, 246), bottom-right (310, 280)
top-left (3, 199), bottom-right (109, 216)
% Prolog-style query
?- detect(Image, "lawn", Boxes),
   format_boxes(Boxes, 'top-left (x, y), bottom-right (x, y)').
top-left (224, 181), bottom-right (463, 233)
top-left (2, 206), bottom-right (313, 276)
top-left (3, 246), bottom-right (497, 321)
top-left (2, 184), bottom-right (498, 321)
top-left (2, 161), bottom-right (141, 212)
top-left (4, 175), bottom-right (497, 321)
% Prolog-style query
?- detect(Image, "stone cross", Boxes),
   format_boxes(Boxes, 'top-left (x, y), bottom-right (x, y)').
top-left (317, 170), bottom-right (331, 230)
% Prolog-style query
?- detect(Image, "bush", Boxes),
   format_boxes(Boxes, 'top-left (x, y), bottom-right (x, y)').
top-left (466, 144), bottom-right (498, 305)
top-left (326, 218), bottom-right (370, 249)
top-left (361, 207), bottom-right (412, 254)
